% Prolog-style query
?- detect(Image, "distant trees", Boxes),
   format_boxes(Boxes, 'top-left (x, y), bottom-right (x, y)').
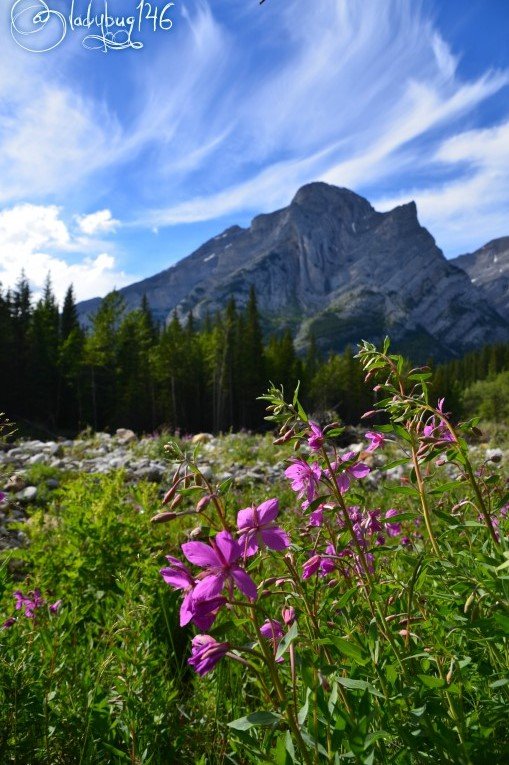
top-left (4, 274), bottom-right (509, 436)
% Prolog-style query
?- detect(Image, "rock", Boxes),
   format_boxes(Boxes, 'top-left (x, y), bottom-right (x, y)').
top-left (27, 453), bottom-right (46, 466)
top-left (16, 486), bottom-right (37, 502)
top-left (45, 479), bottom-right (59, 490)
top-left (115, 428), bottom-right (136, 445)
top-left (133, 466), bottom-right (164, 483)
top-left (5, 474), bottom-right (26, 492)
top-left (192, 433), bottom-right (214, 444)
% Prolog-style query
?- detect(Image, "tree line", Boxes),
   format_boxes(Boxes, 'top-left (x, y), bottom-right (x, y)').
top-left (0, 276), bottom-right (373, 436)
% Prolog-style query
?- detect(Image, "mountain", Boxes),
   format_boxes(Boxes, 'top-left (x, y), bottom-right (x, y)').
top-left (451, 238), bottom-right (509, 321)
top-left (78, 183), bottom-right (509, 360)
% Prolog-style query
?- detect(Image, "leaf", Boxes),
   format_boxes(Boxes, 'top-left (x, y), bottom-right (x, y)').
top-left (318, 637), bottom-right (368, 665)
top-left (336, 677), bottom-right (383, 697)
top-left (228, 711), bottom-right (282, 731)
top-left (275, 621), bottom-right (299, 661)
top-left (418, 674), bottom-right (445, 689)
top-left (298, 690), bottom-right (310, 726)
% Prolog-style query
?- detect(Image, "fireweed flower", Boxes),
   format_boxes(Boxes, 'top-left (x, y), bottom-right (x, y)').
top-left (160, 555), bottom-right (225, 629)
top-left (2, 617), bottom-right (16, 629)
top-left (182, 530), bottom-right (258, 604)
top-left (384, 509), bottom-right (402, 537)
top-left (49, 599), bottom-right (62, 614)
top-left (307, 421), bottom-right (325, 452)
top-left (260, 619), bottom-right (284, 641)
top-left (14, 589), bottom-right (45, 618)
top-left (327, 452), bottom-right (370, 494)
top-left (423, 399), bottom-right (455, 442)
top-left (237, 498), bottom-right (290, 556)
top-left (285, 458), bottom-right (322, 502)
top-left (365, 431), bottom-right (385, 452)
top-left (188, 634), bottom-right (229, 676)
top-left (319, 543), bottom-right (337, 576)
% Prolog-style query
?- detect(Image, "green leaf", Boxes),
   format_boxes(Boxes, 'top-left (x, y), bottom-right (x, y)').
top-left (336, 677), bottom-right (383, 697)
top-left (418, 674), bottom-right (445, 689)
top-left (275, 621), bottom-right (299, 661)
top-left (319, 637), bottom-right (368, 665)
top-left (228, 711), bottom-right (282, 731)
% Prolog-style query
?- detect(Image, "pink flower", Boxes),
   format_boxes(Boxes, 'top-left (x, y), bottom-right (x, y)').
top-left (188, 634), bottom-right (229, 676)
top-left (260, 619), bottom-right (284, 641)
top-left (182, 530), bottom-right (258, 604)
top-left (14, 589), bottom-right (44, 618)
top-left (307, 421), bottom-right (325, 452)
top-left (49, 599), bottom-right (62, 614)
top-left (309, 508), bottom-right (324, 527)
top-left (384, 509), bottom-right (402, 537)
top-left (160, 555), bottom-right (225, 629)
top-left (365, 432), bottom-right (385, 452)
top-left (285, 459), bottom-right (322, 501)
top-left (237, 498), bottom-right (290, 557)
top-left (2, 617), bottom-right (16, 629)
top-left (328, 453), bottom-right (370, 494)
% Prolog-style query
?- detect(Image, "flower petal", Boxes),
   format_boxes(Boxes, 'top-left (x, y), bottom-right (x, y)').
top-left (231, 567), bottom-right (258, 600)
top-left (193, 574), bottom-right (225, 602)
top-left (237, 507), bottom-right (255, 530)
top-left (214, 530), bottom-right (241, 565)
top-left (181, 541), bottom-right (219, 568)
top-left (261, 527), bottom-right (290, 551)
top-left (256, 498), bottom-right (279, 524)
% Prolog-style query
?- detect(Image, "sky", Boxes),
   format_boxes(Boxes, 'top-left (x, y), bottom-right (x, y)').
top-left (1, 0), bottom-right (509, 304)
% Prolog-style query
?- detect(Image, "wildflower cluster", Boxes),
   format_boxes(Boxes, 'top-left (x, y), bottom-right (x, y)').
top-left (154, 339), bottom-right (508, 764)
top-left (2, 589), bottom-right (62, 629)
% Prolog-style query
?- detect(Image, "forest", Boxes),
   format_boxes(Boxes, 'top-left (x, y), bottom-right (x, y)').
top-left (1, 274), bottom-right (509, 436)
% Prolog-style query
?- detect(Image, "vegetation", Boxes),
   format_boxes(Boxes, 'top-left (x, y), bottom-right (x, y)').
top-left (1, 341), bottom-right (508, 763)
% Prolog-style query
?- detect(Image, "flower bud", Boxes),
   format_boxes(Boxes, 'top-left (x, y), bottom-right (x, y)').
top-left (162, 484), bottom-right (179, 505)
top-left (189, 525), bottom-right (203, 539)
top-left (170, 494), bottom-right (183, 510)
top-left (282, 606), bottom-right (295, 625)
top-left (151, 511), bottom-right (177, 524)
top-left (196, 495), bottom-right (211, 512)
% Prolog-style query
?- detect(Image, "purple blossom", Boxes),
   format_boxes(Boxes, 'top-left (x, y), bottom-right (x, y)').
top-left (285, 459), bottom-right (322, 502)
top-left (182, 530), bottom-right (258, 604)
top-left (384, 509), bottom-right (402, 537)
top-left (365, 432), bottom-right (385, 452)
top-left (2, 617), bottom-right (16, 629)
top-left (319, 543), bottom-right (337, 576)
top-left (328, 452), bottom-right (370, 494)
top-left (260, 619), bottom-right (284, 641)
top-left (14, 589), bottom-right (44, 619)
top-left (307, 421), bottom-right (325, 452)
top-left (309, 508), bottom-right (324, 527)
top-left (0, 491), bottom-right (6, 503)
top-left (188, 634), bottom-right (229, 676)
top-left (49, 599), bottom-right (62, 614)
top-left (237, 498), bottom-right (290, 557)
top-left (160, 555), bottom-right (225, 630)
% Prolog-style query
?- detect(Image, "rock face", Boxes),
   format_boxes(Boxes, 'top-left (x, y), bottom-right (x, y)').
top-left (452, 237), bottom-right (509, 321)
top-left (78, 183), bottom-right (509, 359)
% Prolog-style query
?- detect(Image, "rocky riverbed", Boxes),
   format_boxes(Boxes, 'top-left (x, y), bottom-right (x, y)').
top-left (0, 428), bottom-right (504, 552)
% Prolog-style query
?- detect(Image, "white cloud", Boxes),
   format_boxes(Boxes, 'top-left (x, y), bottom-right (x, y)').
top-left (143, 0), bottom-right (508, 228)
top-left (0, 204), bottom-right (138, 303)
top-left (76, 210), bottom-right (120, 236)
top-left (374, 120), bottom-right (509, 255)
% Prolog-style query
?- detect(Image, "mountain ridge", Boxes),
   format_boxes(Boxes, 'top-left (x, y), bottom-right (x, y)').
top-left (78, 182), bottom-right (509, 360)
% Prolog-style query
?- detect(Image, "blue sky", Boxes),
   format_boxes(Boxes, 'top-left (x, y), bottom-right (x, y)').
top-left (1, 0), bottom-right (508, 303)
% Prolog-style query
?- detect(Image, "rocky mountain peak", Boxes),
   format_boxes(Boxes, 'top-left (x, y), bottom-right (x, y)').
top-left (77, 183), bottom-right (509, 360)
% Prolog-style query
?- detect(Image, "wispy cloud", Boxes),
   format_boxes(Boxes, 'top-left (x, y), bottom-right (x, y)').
top-left (142, 0), bottom-right (508, 228)
top-left (375, 119), bottom-right (509, 255)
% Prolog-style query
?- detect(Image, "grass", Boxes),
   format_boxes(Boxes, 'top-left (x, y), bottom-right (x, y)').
top-left (1, 425), bottom-right (508, 764)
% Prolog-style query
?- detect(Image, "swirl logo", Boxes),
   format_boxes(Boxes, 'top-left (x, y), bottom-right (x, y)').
top-left (11, 0), bottom-right (67, 53)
